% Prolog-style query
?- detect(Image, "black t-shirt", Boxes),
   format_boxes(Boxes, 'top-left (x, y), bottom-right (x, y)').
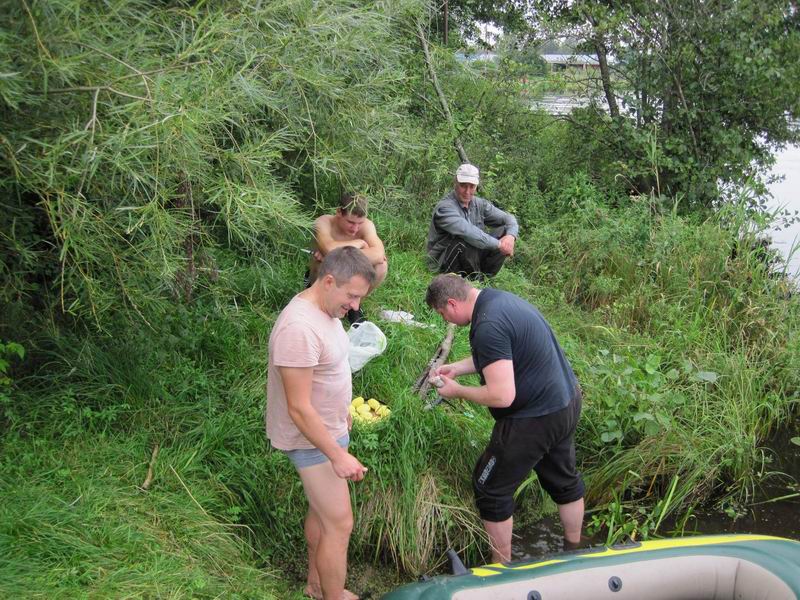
top-left (469, 289), bottom-right (578, 420)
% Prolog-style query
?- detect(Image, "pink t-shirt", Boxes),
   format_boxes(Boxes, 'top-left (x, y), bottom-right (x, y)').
top-left (266, 295), bottom-right (351, 450)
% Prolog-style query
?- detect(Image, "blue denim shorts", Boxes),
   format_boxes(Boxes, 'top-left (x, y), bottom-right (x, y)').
top-left (284, 434), bottom-right (349, 469)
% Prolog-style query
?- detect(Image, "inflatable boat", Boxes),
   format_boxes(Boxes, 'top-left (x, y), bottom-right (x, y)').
top-left (383, 534), bottom-right (800, 600)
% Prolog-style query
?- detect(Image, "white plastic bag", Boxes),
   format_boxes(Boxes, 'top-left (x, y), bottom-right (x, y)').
top-left (379, 309), bottom-right (434, 329)
top-left (347, 321), bottom-right (387, 373)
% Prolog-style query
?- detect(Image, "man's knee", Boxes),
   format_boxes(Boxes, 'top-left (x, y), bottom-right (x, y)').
top-left (473, 485), bottom-right (515, 522)
top-left (373, 260), bottom-right (388, 287)
top-left (434, 240), bottom-right (467, 273)
top-left (472, 466), bottom-right (515, 521)
top-left (540, 475), bottom-right (585, 506)
top-left (331, 512), bottom-right (354, 537)
top-left (479, 248), bottom-right (507, 278)
top-left (314, 506), bottom-right (353, 540)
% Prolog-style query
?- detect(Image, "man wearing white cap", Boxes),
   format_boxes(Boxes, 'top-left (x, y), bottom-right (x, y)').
top-left (427, 163), bottom-right (519, 279)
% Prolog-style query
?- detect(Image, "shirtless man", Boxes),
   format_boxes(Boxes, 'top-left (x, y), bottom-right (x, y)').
top-left (308, 193), bottom-right (388, 323)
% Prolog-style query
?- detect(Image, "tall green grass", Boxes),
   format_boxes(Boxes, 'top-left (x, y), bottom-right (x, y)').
top-left (0, 432), bottom-right (280, 599)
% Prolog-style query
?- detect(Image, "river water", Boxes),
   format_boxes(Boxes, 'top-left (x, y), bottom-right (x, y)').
top-left (767, 144), bottom-right (800, 279)
top-left (514, 97), bottom-right (800, 560)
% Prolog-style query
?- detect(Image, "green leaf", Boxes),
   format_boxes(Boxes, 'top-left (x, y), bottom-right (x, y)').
top-left (644, 354), bottom-right (660, 374)
top-left (643, 420), bottom-right (661, 436)
top-left (694, 371), bottom-right (719, 383)
top-left (601, 430), bottom-right (623, 443)
top-left (791, 437), bottom-right (800, 447)
top-left (7, 343), bottom-right (24, 359)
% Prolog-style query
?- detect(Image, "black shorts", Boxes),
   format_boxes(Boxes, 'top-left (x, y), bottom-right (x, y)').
top-left (472, 390), bottom-right (585, 522)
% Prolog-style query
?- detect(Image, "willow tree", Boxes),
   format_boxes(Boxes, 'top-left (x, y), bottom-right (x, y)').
top-left (0, 0), bottom-right (427, 329)
top-left (534, 0), bottom-right (800, 207)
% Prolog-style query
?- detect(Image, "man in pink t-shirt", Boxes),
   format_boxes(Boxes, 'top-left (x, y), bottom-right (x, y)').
top-left (267, 246), bottom-right (376, 600)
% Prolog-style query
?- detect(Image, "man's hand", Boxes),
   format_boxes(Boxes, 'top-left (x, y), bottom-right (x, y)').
top-left (331, 451), bottom-right (368, 481)
top-left (434, 374), bottom-right (460, 399)
top-left (431, 364), bottom-right (458, 380)
top-left (498, 234), bottom-right (516, 257)
top-left (312, 249), bottom-right (323, 262)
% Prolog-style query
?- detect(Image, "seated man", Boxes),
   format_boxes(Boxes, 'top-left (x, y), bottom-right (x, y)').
top-left (308, 192), bottom-right (388, 323)
top-left (426, 163), bottom-right (519, 279)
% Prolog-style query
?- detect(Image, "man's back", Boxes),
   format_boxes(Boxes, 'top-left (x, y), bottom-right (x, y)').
top-left (469, 289), bottom-right (578, 420)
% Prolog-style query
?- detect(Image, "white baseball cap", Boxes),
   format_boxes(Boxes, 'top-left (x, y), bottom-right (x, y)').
top-left (455, 163), bottom-right (480, 185)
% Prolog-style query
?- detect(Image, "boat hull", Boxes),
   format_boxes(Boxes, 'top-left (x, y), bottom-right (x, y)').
top-left (383, 535), bottom-right (800, 600)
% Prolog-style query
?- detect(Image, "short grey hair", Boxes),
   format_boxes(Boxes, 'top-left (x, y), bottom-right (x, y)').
top-left (318, 246), bottom-right (376, 287)
top-left (425, 274), bottom-right (472, 309)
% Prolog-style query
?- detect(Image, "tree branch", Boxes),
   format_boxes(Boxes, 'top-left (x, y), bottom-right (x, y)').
top-left (415, 20), bottom-right (469, 163)
top-left (141, 443), bottom-right (160, 491)
top-left (413, 323), bottom-right (456, 399)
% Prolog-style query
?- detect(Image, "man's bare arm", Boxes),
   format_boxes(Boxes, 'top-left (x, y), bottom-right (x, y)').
top-left (280, 366), bottom-right (367, 480)
top-left (435, 359), bottom-right (516, 408)
top-left (357, 220), bottom-right (386, 265)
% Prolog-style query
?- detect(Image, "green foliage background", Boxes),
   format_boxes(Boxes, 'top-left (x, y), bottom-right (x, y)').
top-left (1, 0), bottom-right (798, 597)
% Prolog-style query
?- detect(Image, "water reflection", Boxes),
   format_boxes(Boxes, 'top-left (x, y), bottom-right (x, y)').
top-left (529, 93), bottom-right (593, 115)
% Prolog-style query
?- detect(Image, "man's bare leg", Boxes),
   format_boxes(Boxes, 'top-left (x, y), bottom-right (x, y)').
top-left (482, 517), bottom-right (513, 563)
top-left (303, 508), bottom-right (323, 598)
top-left (299, 461), bottom-right (358, 600)
top-left (558, 497), bottom-right (584, 547)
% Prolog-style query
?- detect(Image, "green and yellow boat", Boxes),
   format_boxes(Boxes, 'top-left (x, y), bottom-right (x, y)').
top-left (383, 534), bottom-right (800, 600)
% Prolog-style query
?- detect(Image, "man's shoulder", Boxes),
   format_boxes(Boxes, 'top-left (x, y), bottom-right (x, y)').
top-left (472, 289), bottom-right (504, 324)
top-left (473, 195), bottom-right (500, 210)
top-left (475, 290), bottom-right (523, 320)
top-left (273, 306), bottom-right (340, 351)
top-left (479, 287), bottom-right (508, 304)
top-left (314, 214), bottom-right (334, 229)
top-left (433, 191), bottom-right (458, 213)
top-left (359, 217), bottom-right (378, 235)
top-left (276, 297), bottom-right (326, 329)
top-left (436, 190), bottom-right (457, 204)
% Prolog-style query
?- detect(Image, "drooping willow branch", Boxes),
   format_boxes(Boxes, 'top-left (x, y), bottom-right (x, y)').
top-left (415, 20), bottom-right (469, 164)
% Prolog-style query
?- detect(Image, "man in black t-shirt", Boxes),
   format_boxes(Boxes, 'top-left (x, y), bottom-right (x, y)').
top-left (425, 274), bottom-right (585, 562)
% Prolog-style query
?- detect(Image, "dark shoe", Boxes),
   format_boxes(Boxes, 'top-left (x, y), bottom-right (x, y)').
top-left (346, 308), bottom-right (365, 325)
